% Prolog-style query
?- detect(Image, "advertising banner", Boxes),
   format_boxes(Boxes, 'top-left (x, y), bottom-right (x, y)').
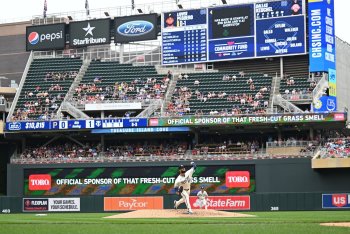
top-left (26, 23), bottom-right (65, 51)
top-left (190, 196), bottom-right (250, 210)
top-left (23, 198), bottom-right (49, 212)
top-left (85, 102), bottom-right (142, 111)
top-left (308, 0), bottom-right (336, 72)
top-left (322, 194), bottom-right (350, 209)
top-left (23, 198), bottom-right (80, 212)
top-left (312, 96), bottom-right (337, 112)
top-left (91, 127), bottom-right (190, 134)
top-left (23, 165), bottom-right (255, 196)
top-left (104, 197), bottom-right (163, 211)
top-left (48, 198), bottom-right (80, 212)
top-left (115, 14), bottom-right (158, 43)
top-left (69, 19), bottom-right (110, 47)
top-left (148, 113), bottom-right (346, 127)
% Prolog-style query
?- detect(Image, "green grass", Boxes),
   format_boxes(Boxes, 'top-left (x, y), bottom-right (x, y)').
top-left (0, 211), bottom-right (349, 234)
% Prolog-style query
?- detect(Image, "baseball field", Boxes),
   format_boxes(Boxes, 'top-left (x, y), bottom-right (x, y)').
top-left (0, 211), bottom-right (349, 234)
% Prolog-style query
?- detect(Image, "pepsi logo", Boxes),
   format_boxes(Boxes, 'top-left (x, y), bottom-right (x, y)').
top-left (28, 32), bottom-right (39, 45)
top-left (117, 20), bottom-right (154, 37)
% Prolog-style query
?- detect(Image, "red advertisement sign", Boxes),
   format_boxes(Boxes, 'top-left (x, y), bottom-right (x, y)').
top-left (190, 196), bottom-right (250, 210)
top-left (225, 171), bottom-right (250, 188)
top-left (29, 174), bottom-right (51, 191)
top-left (332, 194), bottom-right (348, 207)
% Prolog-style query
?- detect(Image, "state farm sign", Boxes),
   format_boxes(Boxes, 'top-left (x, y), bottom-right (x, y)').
top-left (225, 171), bottom-right (250, 188)
top-left (190, 196), bottom-right (250, 210)
top-left (29, 174), bottom-right (51, 191)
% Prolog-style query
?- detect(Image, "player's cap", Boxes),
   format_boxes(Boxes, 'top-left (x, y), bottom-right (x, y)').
top-left (178, 165), bottom-right (185, 170)
top-left (200, 186), bottom-right (204, 189)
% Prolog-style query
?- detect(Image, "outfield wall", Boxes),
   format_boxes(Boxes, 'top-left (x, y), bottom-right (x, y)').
top-left (3, 158), bottom-right (350, 213)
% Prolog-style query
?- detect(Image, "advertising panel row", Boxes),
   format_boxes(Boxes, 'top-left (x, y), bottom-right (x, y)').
top-left (23, 198), bottom-right (80, 212)
top-left (26, 14), bottom-right (158, 51)
top-left (322, 194), bottom-right (350, 209)
top-left (24, 165), bottom-right (255, 196)
top-left (162, 0), bottom-right (306, 65)
top-left (104, 196), bottom-right (250, 211)
top-left (5, 113), bottom-right (347, 132)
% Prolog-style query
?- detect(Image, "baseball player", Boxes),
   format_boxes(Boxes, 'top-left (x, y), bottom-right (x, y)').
top-left (197, 186), bottom-right (209, 210)
top-left (173, 162), bottom-right (196, 214)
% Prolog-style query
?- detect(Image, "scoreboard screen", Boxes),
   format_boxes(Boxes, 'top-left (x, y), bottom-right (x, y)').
top-left (162, 9), bottom-right (208, 65)
top-left (161, 0), bottom-right (306, 65)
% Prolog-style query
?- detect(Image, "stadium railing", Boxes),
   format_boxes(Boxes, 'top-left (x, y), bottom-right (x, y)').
top-left (266, 141), bottom-right (317, 148)
top-left (10, 152), bottom-right (315, 164)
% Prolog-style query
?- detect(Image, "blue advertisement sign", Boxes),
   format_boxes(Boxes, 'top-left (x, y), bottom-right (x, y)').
top-left (6, 118), bottom-right (148, 132)
top-left (322, 194), bottom-right (350, 209)
top-left (208, 37), bottom-right (255, 61)
top-left (308, 0), bottom-right (336, 72)
top-left (91, 127), bottom-right (190, 134)
top-left (255, 0), bottom-right (303, 19)
top-left (6, 121), bottom-right (50, 131)
top-left (312, 96), bottom-right (337, 113)
top-left (256, 15), bottom-right (305, 57)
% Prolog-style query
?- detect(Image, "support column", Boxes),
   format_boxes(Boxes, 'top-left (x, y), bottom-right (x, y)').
top-left (280, 57), bottom-right (284, 79)
top-left (194, 132), bottom-right (199, 145)
top-left (309, 127), bottom-right (314, 141)
top-left (21, 138), bottom-right (26, 152)
top-left (119, 44), bottom-right (124, 64)
top-left (101, 135), bottom-right (105, 152)
top-left (101, 110), bottom-right (105, 119)
top-left (277, 128), bottom-right (282, 142)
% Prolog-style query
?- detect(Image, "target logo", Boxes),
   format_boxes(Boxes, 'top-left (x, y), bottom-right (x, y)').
top-left (28, 32), bottom-right (39, 45)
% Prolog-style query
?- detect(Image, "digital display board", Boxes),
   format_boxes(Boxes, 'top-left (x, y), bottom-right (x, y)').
top-left (162, 9), bottom-right (208, 64)
top-left (256, 15), bottom-right (306, 57)
top-left (24, 165), bottom-right (255, 196)
top-left (208, 4), bottom-right (255, 39)
top-left (161, 0), bottom-right (306, 65)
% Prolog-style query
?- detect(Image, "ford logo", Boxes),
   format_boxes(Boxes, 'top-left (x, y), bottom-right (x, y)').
top-left (8, 122), bottom-right (21, 131)
top-left (117, 20), bottom-right (154, 37)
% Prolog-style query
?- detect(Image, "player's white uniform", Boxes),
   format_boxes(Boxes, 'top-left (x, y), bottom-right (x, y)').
top-left (197, 190), bottom-right (208, 209)
top-left (174, 167), bottom-right (195, 212)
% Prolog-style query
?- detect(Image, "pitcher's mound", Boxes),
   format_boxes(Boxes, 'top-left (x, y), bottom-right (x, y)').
top-left (320, 222), bottom-right (350, 228)
top-left (104, 209), bottom-right (254, 219)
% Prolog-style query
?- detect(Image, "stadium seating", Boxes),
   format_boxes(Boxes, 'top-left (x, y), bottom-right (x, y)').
top-left (167, 71), bottom-right (272, 116)
top-left (319, 138), bottom-right (350, 158)
top-left (11, 58), bottom-right (82, 120)
top-left (279, 76), bottom-right (315, 100)
top-left (72, 61), bottom-right (169, 104)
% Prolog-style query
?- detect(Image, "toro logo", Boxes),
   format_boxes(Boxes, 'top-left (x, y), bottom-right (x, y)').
top-left (332, 194), bottom-right (347, 207)
top-left (28, 32), bottom-right (39, 45)
top-left (29, 174), bottom-right (51, 191)
top-left (226, 171), bottom-right (250, 188)
top-left (117, 20), bottom-right (154, 37)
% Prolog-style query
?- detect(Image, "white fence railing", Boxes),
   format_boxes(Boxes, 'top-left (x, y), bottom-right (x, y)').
top-left (11, 152), bottom-right (315, 164)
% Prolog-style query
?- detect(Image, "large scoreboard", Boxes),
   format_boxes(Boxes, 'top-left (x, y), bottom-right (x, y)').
top-left (162, 0), bottom-right (306, 65)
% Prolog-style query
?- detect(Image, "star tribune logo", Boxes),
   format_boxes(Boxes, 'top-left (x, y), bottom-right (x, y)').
top-left (83, 23), bottom-right (95, 36)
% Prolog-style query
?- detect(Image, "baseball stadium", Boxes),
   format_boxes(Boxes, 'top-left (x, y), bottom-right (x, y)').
top-left (0, 0), bottom-right (350, 233)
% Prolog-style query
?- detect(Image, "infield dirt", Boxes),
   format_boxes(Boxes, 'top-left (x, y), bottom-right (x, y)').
top-left (104, 209), bottom-right (255, 219)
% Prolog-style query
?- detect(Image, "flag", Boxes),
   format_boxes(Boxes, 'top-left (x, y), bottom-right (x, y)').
top-left (43, 0), bottom-right (47, 18)
top-left (131, 0), bottom-right (135, 10)
top-left (85, 0), bottom-right (90, 17)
